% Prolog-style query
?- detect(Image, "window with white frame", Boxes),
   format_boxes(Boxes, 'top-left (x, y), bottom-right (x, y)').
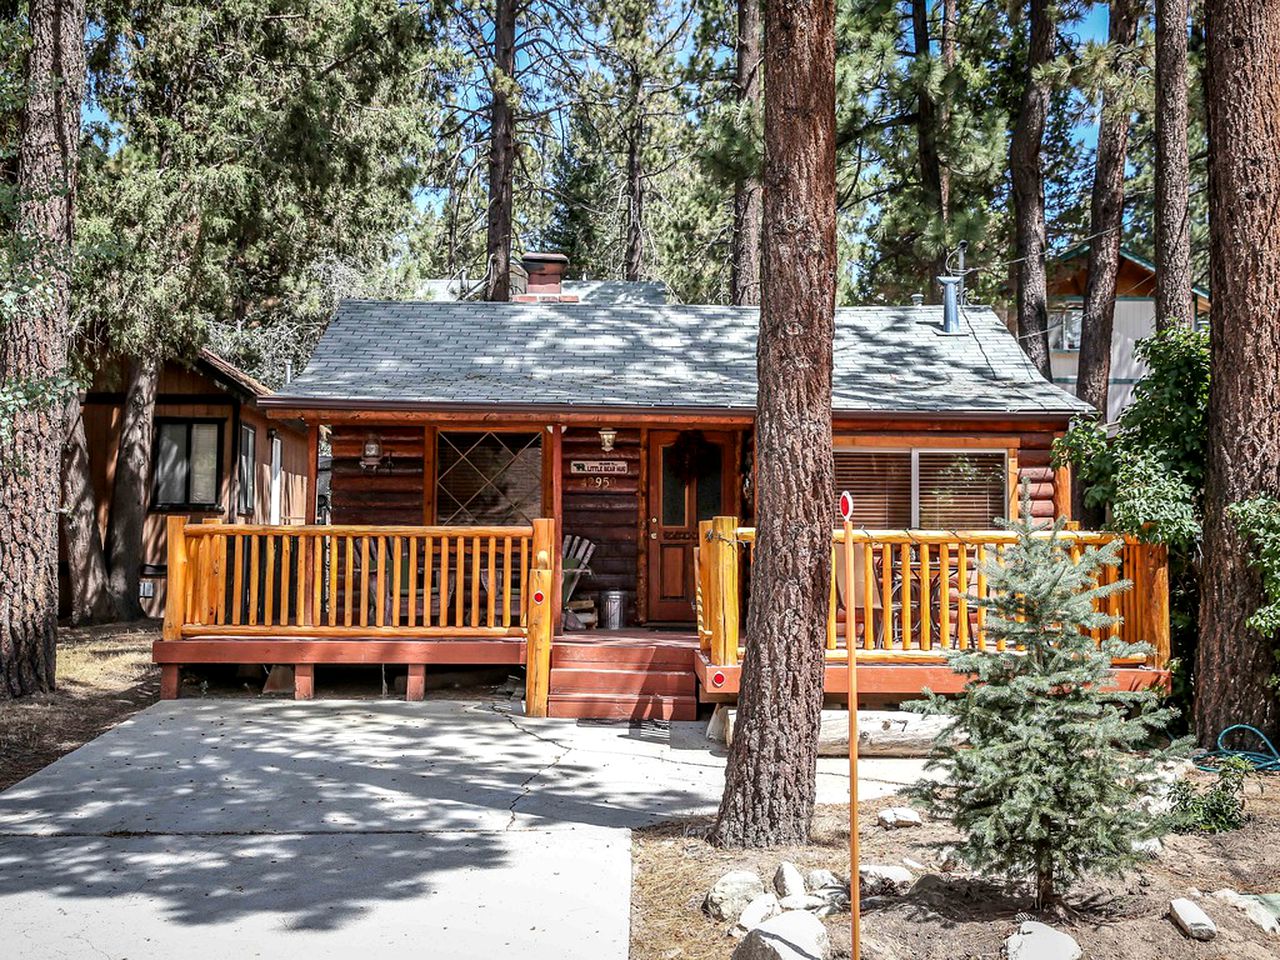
top-left (833, 447), bottom-right (1007, 529)
top-left (237, 423), bottom-right (256, 515)
top-left (1049, 306), bottom-right (1083, 351)
top-left (154, 419), bottom-right (222, 510)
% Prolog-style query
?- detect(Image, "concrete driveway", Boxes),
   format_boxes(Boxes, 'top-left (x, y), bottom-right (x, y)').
top-left (0, 699), bottom-right (926, 959)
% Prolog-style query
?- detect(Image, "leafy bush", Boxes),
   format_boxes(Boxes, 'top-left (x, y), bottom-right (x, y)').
top-left (1168, 757), bottom-right (1252, 833)
top-left (1052, 326), bottom-right (1210, 547)
top-left (907, 498), bottom-right (1180, 905)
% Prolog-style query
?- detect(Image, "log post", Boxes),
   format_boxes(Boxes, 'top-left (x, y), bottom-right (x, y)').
top-left (1144, 543), bottom-right (1171, 668)
top-left (696, 519), bottom-right (713, 655)
top-left (405, 663), bottom-right (426, 702)
top-left (711, 516), bottom-right (740, 666)
top-left (524, 518), bottom-right (556, 717)
top-left (163, 515), bottom-right (188, 641)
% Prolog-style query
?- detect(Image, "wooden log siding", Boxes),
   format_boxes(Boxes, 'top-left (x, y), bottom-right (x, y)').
top-left (170, 521), bottom-right (535, 638)
top-left (329, 425), bottom-right (426, 526)
top-left (560, 426), bottom-right (643, 619)
top-left (697, 520), bottom-right (1171, 668)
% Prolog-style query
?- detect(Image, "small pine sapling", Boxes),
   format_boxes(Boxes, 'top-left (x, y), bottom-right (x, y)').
top-left (908, 492), bottom-right (1180, 905)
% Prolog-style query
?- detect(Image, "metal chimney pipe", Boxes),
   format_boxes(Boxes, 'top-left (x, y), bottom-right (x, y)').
top-left (284, 359), bottom-right (293, 384)
top-left (937, 276), bottom-right (962, 333)
top-left (910, 293), bottom-right (924, 307)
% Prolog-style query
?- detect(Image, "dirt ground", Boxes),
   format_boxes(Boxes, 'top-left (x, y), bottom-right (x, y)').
top-left (632, 776), bottom-right (1280, 960)
top-left (0, 621), bottom-right (161, 791)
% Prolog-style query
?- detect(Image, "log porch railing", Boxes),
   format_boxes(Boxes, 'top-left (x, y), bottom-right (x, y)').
top-left (695, 516), bottom-right (1171, 670)
top-left (161, 516), bottom-right (558, 714)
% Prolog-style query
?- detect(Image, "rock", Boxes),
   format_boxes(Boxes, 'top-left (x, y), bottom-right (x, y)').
top-left (812, 884), bottom-right (852, 916)
top-left (1131, 837), bottom-right (1163, 858)
top-left (705, 871), bottom-right (766, 922)
top-left (732, 894), bottom-right (781, 936)
top-left (858, 864), bottom-right (913, 897)
top-left (1004, 921), bottom-right (1082, 960)
top-left (804, 868), bottom-right (843, 892)
top-left (706, 704), bottom-right (730, 743)
top-left (1169, 898), bottom-right (1217, 941)
top-left (938, 846), bottom-right (962, 873)
top-left (877, 807), bottom-right (923, 829)
top-left (902, 856), bottom-right (927, 872)
top-left (721, 708), bottom-right (960, 757)
top-left (779, 894), bottom-right (827, 912)
top-left (774, 861), bottom-right (806, 899)
top-left (1211, 889), bottom-right (1280, 935)
top-left (732, 910), bottom-right (831, 960)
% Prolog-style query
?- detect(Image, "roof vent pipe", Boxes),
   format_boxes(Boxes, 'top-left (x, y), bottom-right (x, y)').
top-left (938, 276), bottom-right (962, 333)
top-left (284, 359), bottom-right (293, 384)
top-left (910, 293), bottom-right (924, 306)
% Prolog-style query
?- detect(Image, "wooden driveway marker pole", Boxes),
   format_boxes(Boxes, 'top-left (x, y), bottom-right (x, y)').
top-left (840, 497), bottom-right (861, 960)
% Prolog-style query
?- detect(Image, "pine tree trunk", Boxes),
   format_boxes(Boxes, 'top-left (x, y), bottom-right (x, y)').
top-left (106, 356), bottom-right (158, 621)
top-left (1076, 0), bottom-right (1140, 420)
top-left (1010, 0), bottom-right (1054, 378)
top-left (0, 0), bottom-right (85, 698)
top-left (939, 0), bottom-right (955, 219)
top-left (912, 0), bottom-right (947, 290)
top-left (484, 0), bottom-right (516, 302)
top-left (624, 73), bottom-right (644, 282)
top-left (1195, 0), bottom-right (1280, 745)
top-left (711, 0), bottom-right (835, 848)
top-left (60, 393), bottom-right (113, 625)
top-left (1155, 0), bottom-right (1193, 331)
top-left (730, 0), bottom-right (762, 306)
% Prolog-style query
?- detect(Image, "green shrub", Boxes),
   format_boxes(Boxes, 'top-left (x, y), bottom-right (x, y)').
top-left (1168, 757), bottom-right (1252, 833)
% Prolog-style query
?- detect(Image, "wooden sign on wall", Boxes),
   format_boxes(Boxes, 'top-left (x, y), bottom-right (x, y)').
top-left (569, 460), bottom-right (629, 476)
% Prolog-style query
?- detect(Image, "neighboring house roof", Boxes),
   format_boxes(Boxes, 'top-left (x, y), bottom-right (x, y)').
top-left (413, 277), bottom-right (670, 305)
top-left (196, 348), bottom-right (272, 399)
top-left (1054, 244), bottom-right (1212, 303)
top-left (269, 300), bottom-right (1091, 418)
top-left (561, 280), bottom-right (669, 304)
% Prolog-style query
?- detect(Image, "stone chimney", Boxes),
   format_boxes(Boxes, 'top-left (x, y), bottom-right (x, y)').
top-left (514, 252), bottom-right (578, 302)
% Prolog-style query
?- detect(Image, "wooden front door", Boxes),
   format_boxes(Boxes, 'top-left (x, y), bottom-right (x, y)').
top-left (646, 431), bottom-right (736, 622)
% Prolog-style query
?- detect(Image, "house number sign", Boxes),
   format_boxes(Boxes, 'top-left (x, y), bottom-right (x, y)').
top-left (570, 460), bottom-right (628, 476)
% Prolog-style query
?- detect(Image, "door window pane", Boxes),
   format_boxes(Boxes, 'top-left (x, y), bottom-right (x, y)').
top-left (694, 445), bottom-right (724, 521)
top-left (155, 423), bottom-right (188, 504)
top-left (661, 446), bottom-right (686, 526)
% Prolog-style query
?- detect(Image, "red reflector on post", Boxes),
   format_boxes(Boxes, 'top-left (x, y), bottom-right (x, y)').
top-left (711, 671), bottom-right (726, 687)
top-left (532, 589), bottom-right (545, 605)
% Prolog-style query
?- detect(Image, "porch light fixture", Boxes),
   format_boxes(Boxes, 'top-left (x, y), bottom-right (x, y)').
top-left (360, 433), bottom-right (390, 472)
top-left (598, 427), bottom-right (617, 452)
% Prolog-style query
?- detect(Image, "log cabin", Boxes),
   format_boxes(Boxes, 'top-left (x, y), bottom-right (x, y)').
top-left (153, 255), bottom-right (1173, 718)
top-left (63, 349), bottom-right (310, 618)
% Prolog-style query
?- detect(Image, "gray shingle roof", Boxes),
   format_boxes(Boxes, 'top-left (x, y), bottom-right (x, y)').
top-left (274, 300), bottom-right (1092, 417)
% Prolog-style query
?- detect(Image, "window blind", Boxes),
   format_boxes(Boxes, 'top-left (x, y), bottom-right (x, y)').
top-left (833, 450), bottom-right (912, 527)
top-left (917, 451), bottom-right (1006, 528)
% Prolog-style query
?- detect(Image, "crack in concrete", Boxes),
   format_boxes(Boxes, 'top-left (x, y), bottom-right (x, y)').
top-left (487, 705), bottom-right (576, 830)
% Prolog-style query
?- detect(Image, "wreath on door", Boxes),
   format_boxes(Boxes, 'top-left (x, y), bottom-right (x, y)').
top-left (668, 430), bottom-right (720, 482)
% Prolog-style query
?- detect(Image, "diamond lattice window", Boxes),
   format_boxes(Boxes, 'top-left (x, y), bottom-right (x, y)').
top-left (436, 431), bottom-right (542, 525)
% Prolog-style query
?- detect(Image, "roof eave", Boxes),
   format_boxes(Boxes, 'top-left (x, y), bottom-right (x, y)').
top-left (258, 394), bottom-right (1082, 422)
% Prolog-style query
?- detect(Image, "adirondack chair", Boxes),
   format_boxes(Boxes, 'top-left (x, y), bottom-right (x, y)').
top-left (479, 534), bottom-right (596, 618)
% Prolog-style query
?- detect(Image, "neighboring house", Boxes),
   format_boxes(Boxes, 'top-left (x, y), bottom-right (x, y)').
top-left (415, 252), bottom-right (671, 305)
top-left (1048, 247), bottom-right (1211, 421)
top-left (61, 349), bottom-right (310, 618)
top-left (153, 254), bottom-right (1171, 718)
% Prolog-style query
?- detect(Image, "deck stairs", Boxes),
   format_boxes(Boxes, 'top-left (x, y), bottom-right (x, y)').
top-left (546, 633), bottom-right (699, 720)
